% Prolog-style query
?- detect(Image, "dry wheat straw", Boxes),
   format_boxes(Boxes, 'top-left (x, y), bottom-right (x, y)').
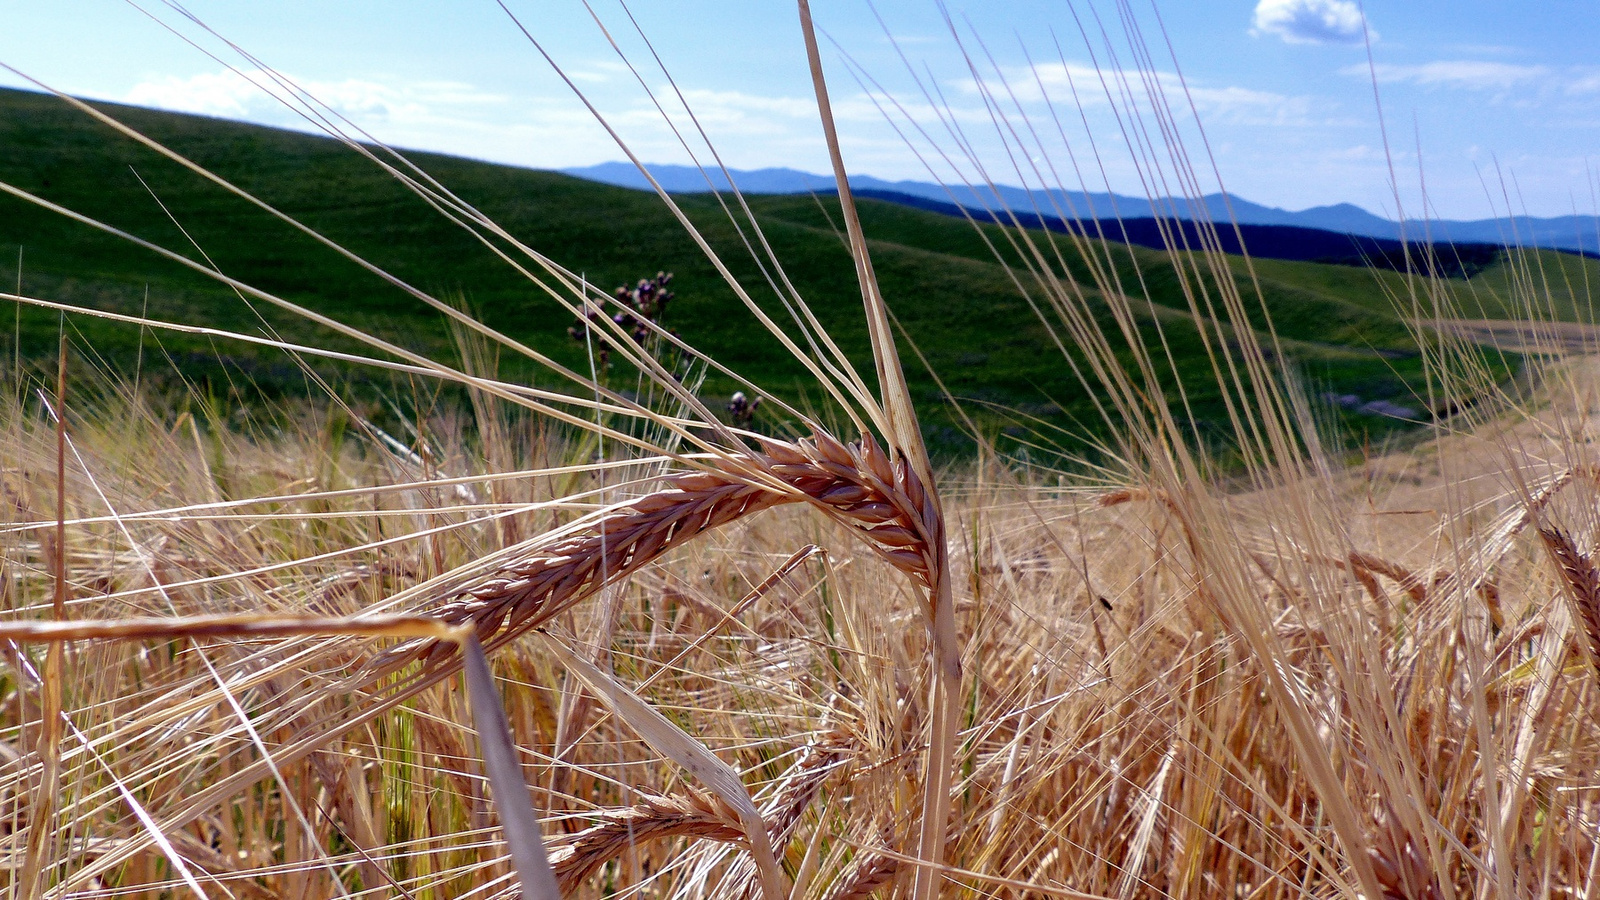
top-left (17, 2), bottom-right (1600, 896)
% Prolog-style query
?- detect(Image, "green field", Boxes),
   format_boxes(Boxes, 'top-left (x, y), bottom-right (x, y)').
top-left (0, 86), bottom-right (1540, 456)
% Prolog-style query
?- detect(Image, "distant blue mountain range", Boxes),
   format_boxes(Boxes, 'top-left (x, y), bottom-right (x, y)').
top-left (562, 162), bottom-right (1600, 254)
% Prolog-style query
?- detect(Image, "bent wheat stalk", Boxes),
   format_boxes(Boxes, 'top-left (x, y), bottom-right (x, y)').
top-left (34, 429), bottom-right (935, 894)
top-left (793, 6), bottom-right (956, 895)
top-left (823, 849), bottom-right (900, 900)
top-left (369, 429), bottom-right (935, 896)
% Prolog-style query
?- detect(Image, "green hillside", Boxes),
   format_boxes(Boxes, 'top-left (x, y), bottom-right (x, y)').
top-left (0, 87), bottom-right (1510, 456)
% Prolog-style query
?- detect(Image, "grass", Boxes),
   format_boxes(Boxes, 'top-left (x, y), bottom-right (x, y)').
top-left (0, 85), bottom-right (1521, 459)
top-left (2, 4), bottom-right (1599, 899)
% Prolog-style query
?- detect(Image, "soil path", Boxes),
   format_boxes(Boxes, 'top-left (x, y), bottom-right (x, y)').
top-left (1430, 318), bottom-right (1600, 355)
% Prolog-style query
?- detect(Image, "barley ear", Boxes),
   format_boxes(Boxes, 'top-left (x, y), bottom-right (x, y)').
top-left (1367, 800), bottom-right (1445, 900)
top-left (823, 849), bottom-right (899, 900)
top-left (543, 632), bottom-right (787, 900)
top-left (546, 790), bottom-right (747, 891)
top-left (1535, 525), bottom-right (1600, 674)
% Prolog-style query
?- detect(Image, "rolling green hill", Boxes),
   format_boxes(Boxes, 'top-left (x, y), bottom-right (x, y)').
top-left (0, 86), bottom-right (1518, 457)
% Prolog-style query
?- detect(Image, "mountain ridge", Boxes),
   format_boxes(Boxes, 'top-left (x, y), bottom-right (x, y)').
top-left (562, 161), bottom-right (1598, 254)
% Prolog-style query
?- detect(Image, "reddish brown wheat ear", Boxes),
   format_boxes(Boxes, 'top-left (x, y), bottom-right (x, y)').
top-left (389, 430), bottom-right (940, 670)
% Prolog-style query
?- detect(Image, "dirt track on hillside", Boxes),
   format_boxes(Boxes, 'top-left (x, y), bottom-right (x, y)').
top-left (1430, 318), bottom-right (1600, 355)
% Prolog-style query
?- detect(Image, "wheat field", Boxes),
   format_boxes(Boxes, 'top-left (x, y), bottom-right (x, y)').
top-left (2, 2), bottom-right (1599, 898)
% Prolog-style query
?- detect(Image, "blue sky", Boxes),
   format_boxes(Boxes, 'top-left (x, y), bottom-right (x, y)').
top-left (3, 1), bottom-right (1598, 220)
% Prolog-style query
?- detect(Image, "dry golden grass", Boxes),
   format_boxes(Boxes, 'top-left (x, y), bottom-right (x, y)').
top-left (1, 348), bottom-right (1599, 897)
top-left (4, 3), bottom-right (1600, 898)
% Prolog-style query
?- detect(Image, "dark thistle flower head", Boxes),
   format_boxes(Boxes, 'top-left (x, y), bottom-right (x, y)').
top-left (574, 271), bottom-right (679, 372)
top-left (727, 391), bottom-right (762, 426)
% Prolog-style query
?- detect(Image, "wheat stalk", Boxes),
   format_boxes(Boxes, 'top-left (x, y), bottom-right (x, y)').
top-left (762, 729), bottom-right (853, 845)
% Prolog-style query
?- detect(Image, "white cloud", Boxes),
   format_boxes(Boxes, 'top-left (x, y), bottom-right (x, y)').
top-left (673, 88), bottom-right (822, 123)
top-left (1566, 70), bottom-right (1600, 95)
top-left (567, 60), bottom-right (632, 85)
top-left (125, 69), bottom-right (505, 126)
top-left (1353, 60), bottom-right (1549, 90)
top-left (1347, 61), bottom-right (1600, 104)
top-left (120, 68), bottom-right (641, 169)
top-left (1004, 62), bottom-right (1320, 128)
top-left (1251, 0), bottom-right (1372, 45)
top-left (126, 71), bottom-right (260, 119)
top-left (116, 67), bottom-right (843, 173)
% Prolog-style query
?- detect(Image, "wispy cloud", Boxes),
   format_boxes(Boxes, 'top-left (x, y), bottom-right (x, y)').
top-left (1354, 60), bottom-right (1549, 91)
top-left (566, 60), bottom-right (632, 85)
top-left (122, 68), bottom-right (634, 168)
top-left (1346, 60), bottom-right (1600, 107)
top-left (117, 67), bottom-right (845, 173)
top-left (126, 69), bottom-right (506, 126)
top-left (1565, 70), bottom-right (1600, 95)
top-left (1251, 0), bottom-right (1373, 45)
top-left (1000, 62), bottom-right (1322, 128)
top-left (1443, 43), bottom-right (1523, 57)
